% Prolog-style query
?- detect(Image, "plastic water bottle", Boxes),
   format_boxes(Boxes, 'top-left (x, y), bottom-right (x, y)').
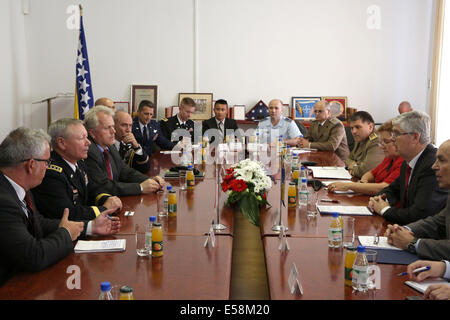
top-left (352, 245), bottom-right (369, 292)
top-left (298, 178), bottom-right (308, 208)
top-left (300, 166), bottom-right (307, 181)
top-left (145, 216), bottom-right (156, 254)
top-left (181, 151), bottom-right (189, 167)
top-left (98, 282), bottom-right (114, 300)
top-left (328, 212), bottom-right (343, 248)
top-left (164, 185), bottom-right (172, 214)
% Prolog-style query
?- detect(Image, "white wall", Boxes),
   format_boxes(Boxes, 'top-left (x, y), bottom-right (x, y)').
top-left (0, 0), bottom-right (435, 135)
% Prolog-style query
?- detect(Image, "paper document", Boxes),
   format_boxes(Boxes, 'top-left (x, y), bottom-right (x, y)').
top-left (317, 205), bottom-right (373, 216)
top-left (310, 167), bottom-right (352, 179)
top-left (357, 236), bottom-right (401, 250)
top-left (321, 180), bottom-right (355, 194)
top-left (74, 239), bottom-right (126, 253)
top-left (405, 278), bottom-right (449, 294)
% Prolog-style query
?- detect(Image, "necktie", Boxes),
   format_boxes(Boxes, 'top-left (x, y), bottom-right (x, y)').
top-left (143, 126), bottom-right (148, 144)
top-left (103, 149), bottom-right (113, 180)
top-left (403, 165), bottom-right (412, 207)
top-left (218, 121), bottom-right (224, 133)
top-left (24, 191), bottom-right (36, 236)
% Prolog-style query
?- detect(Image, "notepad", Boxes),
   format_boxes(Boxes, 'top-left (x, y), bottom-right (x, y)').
top-left (317, 205), bottom-right (373, 216)
top-left (310, 167), bottom-right (352, 180)
top-left (74, 239), bottom-right (126, 253)
top-left (405, 278), bottom-right (450, 294)
top-left (357, 236), bottom-right (401, 250)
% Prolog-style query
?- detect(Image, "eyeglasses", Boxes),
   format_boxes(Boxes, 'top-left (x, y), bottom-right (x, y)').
top-left (392, 131), bottom-right (414, 139)
top-left (378, 139), bottom-right (394, 147)
top-left (21, 158), bottom-right (51, 166)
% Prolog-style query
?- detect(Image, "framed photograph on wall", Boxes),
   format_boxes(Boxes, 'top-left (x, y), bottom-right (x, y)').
top-left (130, 85), bottom-right (158, 118)
top-left (292, 97), bottom-right (322, 120)
top-left (178, 93), bottom-right (213, 120)
top-left (323, 96), bottom-right (347, 118)
top-left (114, 101), bottom-right (130, 114)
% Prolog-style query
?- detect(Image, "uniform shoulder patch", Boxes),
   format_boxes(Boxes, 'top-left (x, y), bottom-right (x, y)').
top-left (284, 117), bottom-right (292, 122)
top-left (369, 133), bottom-right (378, 141)
top-left (48, 164), bottom-right (62, 173)
top-left (161, 118), bottom-right (168, 122)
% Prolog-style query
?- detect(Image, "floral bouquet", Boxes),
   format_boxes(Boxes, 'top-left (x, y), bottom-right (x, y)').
top-left (221, 159), bottom-right (272, 226)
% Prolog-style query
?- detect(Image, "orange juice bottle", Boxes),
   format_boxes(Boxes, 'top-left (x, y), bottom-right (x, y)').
top-left (186, 165), bottom-right (195, 190)
top-left (151, 222), bottom-right (163, 257)
top-left (168, 190), bottom-right (177, 217)
top-left (344, 246), bottom-right (357, 286)
top-left (119, 286), bottom-right (134, 300)
top-left (288, 182), bottom-right (297, 207)
top-left (292, 169), bottom-right (299, 185)
top-left (201, 144), bottom-right (206, 164)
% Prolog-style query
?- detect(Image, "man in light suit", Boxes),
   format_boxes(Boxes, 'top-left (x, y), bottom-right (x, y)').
top-left (369, 111), bottom-right (448, 225)
top-left (84, 106), bottom-right (165, 196)
top-left (384, 139), bottom-right (450, 261)
top-left (0, 127), bottom-right (120, 286)
top-left (202, 99), bottom-right (238, 144)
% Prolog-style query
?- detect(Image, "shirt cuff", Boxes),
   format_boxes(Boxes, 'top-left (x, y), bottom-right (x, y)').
top-left (135, 147), bottom-right (143, 155)
top-left (86, 221), bottom-right (93, 236)
top-left (444, 261), bottom-right (450, 280)
top-left (380, 206), bottom-right (390, 216)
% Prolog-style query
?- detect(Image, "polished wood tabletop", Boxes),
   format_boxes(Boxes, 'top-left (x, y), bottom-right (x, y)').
top-left (0, 234), bottom-right (233, 300)
top-left (0, 149), bottom-right (421, 300)
top-left (263, 237), bottom-right (418, 300)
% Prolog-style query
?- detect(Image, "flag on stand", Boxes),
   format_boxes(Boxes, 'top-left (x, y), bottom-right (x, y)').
top-left (74, 6), bottom-right (93, 120)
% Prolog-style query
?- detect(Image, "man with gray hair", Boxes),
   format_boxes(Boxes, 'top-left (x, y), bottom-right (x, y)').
top-left (296, 100), bottom-right (349, 161)
top-left (369, 111), bottom-right (448, 224)
top-left (84, 106), bottom-right (164, 196)
top-left (0, 127), bottom-right (120, 286)
top-left (32, 118), bottom-right (122, 221)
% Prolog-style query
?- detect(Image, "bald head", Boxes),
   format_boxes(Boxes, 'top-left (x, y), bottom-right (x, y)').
top-left (268, 99), bottom-right (284, 122)
top-left (398, 101), bottom-right (412, 114)
top-left (95, 97), bottom-right (115, 110)
top-left (114, 111), bottom-right (133, 141)
top-left (432, 139), bottom-right (450, 189)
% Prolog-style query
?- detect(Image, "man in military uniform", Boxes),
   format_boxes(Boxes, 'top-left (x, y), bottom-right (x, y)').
top-left (132, 100), bottom-right (175, 156)
top-left (297, 101), bottom-right (349, 161)
top-left (345, 111), bottom-right (384, 178)
top-left (115, 111), bottom-right (151, 173)
top-left (32, 118), bottom-right (122, 221)
top-left (160, 97), bottom-right (196, 143)
top-left (257, 99), bottom-right (301, 146)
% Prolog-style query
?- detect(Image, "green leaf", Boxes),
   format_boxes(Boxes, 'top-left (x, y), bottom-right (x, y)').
top-left (239, 193), bottom-right (260, 226)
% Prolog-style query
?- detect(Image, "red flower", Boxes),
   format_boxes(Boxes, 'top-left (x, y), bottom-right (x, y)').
top-left (231, 179), bottom-right (247, 192)
top-left (226, 168), bottom-right (234, 175)
top-left (221, 182), bottom-right (231, 192)
top-left (223, 173), bottom-right (235, 183)
top-left (262, 192), bottom-right (267, 200)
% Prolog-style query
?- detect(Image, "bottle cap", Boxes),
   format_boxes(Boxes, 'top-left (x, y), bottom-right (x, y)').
top-left (286, 145), bottom-right (290, 149)
top-left (289, 181), bottom-right (296, 185)
top-left (149, 216), bottom-right (156, 222)
top-left (100, 282), bottom-right (111, 291)
top-left (280, 135), bottom-right (283, 138)
top-left (188, 165), bottom-right (193, 169)
top-left (301, 178), bottom-right (307, 183)
top-left (167, 185), bottom-right (172, 191)
top-left (346, 245), bottom-right (357, 251)
top-left (120, 286), bottom-right (133, 293)
top-left (357, 245), bottom-right (366, 253)
top-left (301, 166), bottom-right (305, 170)
top-left (153, 222), bottom-right (162, 227)
top-left (331, 212), bottom-right (339, 218)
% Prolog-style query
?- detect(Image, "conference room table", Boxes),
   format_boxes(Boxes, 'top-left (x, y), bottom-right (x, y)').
top-left (0, 147), bottom-right (422, 300)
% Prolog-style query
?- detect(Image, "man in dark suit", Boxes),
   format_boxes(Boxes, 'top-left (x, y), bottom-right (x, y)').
top-left (84, 106), bottom-right (165, 196)
top-left (0, 127), bottom-right (120, 286)
top-left (132, 100), bottom-right (174, 156)
top-left (384, 139), bottom-right (450, 261)
top-left (202, 99), bottom-right (238, 144)
top-left (32, 118), bottom-right (122, 221)
top-left (160, 97), bottom-right (196, 143)
top-left (369, 111), bottom-right (447, 224)
top-left (115, 111), bottom-right (151, 173)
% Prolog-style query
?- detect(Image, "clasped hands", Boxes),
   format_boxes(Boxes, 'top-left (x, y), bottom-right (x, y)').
top-left (368, 193), bottom-right (390, 215)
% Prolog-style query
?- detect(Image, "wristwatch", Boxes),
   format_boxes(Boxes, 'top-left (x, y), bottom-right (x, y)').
top-left (132, 144), bottom-right (141, 151)
top-left (407, 237), bottom-right (418, 254)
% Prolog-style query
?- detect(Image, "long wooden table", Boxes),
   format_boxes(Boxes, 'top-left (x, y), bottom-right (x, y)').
top-left (0, 149), bottom-right (421, 300)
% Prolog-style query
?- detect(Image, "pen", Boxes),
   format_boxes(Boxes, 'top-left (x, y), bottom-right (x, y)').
top-left (320, 199), bottom-right (340, 203)
top-left (106, 214), bottom-right (114, 220)
top-left (397, 266), bottom-right (431, 276)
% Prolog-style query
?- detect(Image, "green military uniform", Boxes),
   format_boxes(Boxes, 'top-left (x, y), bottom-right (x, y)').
top-left (345, 132), bottom-right (384, 178)
top-left (305, 117), bottom-right (350, 161)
